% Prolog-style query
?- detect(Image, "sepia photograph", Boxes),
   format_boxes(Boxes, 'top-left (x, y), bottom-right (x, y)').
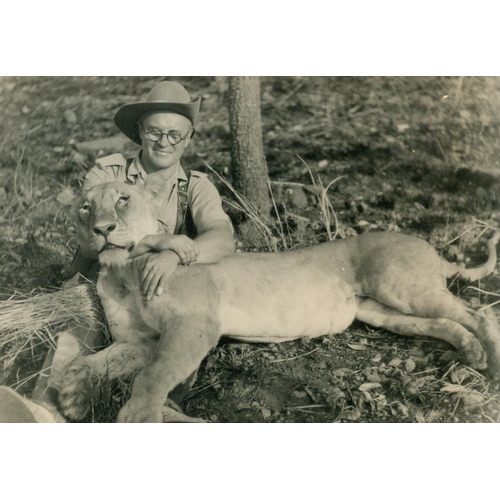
top-left (1, 76), bottom-right (499, 424)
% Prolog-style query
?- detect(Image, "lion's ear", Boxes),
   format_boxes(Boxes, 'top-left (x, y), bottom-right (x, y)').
top-left (57, 188), bottom-right (84, 225)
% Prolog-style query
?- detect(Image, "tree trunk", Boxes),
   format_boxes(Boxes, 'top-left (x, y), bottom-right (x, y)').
top-left (226, 76), bottom-right (271, 219)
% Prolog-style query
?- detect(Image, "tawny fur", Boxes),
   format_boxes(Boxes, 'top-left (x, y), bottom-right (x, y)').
top-left (58, 177), bottom-right (500, 423)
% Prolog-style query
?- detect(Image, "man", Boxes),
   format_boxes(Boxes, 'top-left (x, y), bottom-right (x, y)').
top-left (75, 80), bottom-right (234, 298)
top-left (29, 81), bottom-right (234, 417)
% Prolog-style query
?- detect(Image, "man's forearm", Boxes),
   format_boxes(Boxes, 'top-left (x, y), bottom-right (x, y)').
top-left (194, 225), bottom-right (234, 264)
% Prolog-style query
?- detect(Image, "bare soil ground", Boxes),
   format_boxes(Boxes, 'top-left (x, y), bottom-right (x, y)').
top-left (1, 76), bottom-right (500, 422)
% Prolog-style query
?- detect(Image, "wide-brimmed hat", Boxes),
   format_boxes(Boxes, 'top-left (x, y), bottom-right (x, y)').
top-left (114, 81), bottom-right (201, 145)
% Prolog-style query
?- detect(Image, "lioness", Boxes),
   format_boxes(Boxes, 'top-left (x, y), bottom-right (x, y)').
top-left (59, 177), bottom-right (500, 423)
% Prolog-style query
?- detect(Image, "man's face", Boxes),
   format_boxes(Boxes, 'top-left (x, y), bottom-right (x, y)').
top-left (139, 112), bottom-right (192, 173)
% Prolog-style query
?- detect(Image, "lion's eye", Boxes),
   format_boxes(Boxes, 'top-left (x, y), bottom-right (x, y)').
top-left (117, 196), bottom-right (129, 205)
top-left (79, 204), bottom-right (91, 212)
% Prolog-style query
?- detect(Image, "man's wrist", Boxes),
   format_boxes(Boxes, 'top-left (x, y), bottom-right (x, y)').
top-left (163, 249), bottom-right (181, 264)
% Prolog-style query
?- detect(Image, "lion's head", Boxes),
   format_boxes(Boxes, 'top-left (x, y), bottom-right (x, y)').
top-left (71, 175), bottom-right (167, 267)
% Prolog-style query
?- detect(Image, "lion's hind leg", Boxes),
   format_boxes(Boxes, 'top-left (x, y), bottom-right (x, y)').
top-left (356, 298), bottom-right (487, 369)
top-left (366, 282), bottom-right (500, 378)
top-left (59, 341), bottom-right (154, 421)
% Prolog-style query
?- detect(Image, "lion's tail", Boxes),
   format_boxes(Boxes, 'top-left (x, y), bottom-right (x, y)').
top-left (444, 232), bottom-right (500, 282)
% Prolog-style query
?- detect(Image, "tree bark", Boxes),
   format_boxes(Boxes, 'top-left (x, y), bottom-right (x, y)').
top-left (226, 76), bottom-right (271, 218)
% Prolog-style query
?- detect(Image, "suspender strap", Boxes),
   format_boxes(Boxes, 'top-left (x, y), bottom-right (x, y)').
top-left (174, 170), bottom-right (198, 239)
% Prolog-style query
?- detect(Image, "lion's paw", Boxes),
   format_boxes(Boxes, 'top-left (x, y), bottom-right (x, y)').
top-left (484, 354), bottom-right (500, 381)
top-left (161, 405), bottom-right (205, 423)
top-left (459, 337), bottom-right (487, 371)
top-left (116, 400), bottom-right (163, 423)
top-left (58, 360), bottom-right (93, 421)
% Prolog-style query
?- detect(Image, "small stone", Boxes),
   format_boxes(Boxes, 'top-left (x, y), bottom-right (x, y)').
top-left (261, 407), bottom-right (272, 419)
top-left (64, 109), bottom-right (78, 124)
top-left (75, 134), bottom-right (130, 154)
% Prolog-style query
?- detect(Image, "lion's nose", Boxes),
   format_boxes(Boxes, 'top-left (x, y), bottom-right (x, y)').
top-left (92, 222), bottom-right (117, 237)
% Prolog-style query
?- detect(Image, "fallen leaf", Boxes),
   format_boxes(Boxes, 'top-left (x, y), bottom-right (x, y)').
top-left (359, 382), bottom-right (381, 392)
top-left (343, 408), bottom-right (361, 421)
top-left (440, 384), bottom-right (467, 393)
top-left (388, 358), bottom-right (402, 367)
top-left (261, 407), bottom-right (272, 419)
top-left (347, 343), bottom-right (366, 351)
top-left (333, 367), bottom-right (352, 378)
top-left (457, 390), bottom-right (485, 409)
top-left (236, 403), bottom-right (252, 410)
top-left (405, 358), bottom-right (416, 372)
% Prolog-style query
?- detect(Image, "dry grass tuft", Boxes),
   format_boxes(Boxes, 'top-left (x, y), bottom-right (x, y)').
top-left (0, 283), bottom-right (103, 379)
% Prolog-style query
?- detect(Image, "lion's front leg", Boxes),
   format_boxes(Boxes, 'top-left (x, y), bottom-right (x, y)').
top-left (117, 316), bottom-right (220, 423)
top-left (59, 341), bottom-right (155, 421)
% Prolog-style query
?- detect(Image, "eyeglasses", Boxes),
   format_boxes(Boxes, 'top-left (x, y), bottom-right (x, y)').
top-left (140, 126), bottom-right (191, 146)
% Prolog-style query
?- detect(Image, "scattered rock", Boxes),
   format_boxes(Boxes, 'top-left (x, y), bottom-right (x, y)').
top-left (64, 109), bottom-right (78, 124)
top-left (75, 134), bottom-right (130, 154)
top-left (285, 187), bottom-right (309, 209)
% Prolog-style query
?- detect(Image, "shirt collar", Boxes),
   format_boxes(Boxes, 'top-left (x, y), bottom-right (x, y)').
top-left (127, 152), bottom-right (188, 184)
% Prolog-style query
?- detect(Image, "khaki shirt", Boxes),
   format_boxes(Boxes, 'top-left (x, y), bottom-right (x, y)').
top-left (83, 153), bottom-right (232, 235)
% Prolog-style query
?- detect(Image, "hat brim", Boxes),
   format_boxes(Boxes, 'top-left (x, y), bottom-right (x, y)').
top-left (114, 98), bottom-right (201, 145)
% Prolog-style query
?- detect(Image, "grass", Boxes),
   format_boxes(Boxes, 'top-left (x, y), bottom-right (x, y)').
top-left (0, 283), bottom-right (103, 388)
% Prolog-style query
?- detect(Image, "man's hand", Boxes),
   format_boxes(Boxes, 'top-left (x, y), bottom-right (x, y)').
top-left (134, 250), bottom-right (180, 301)
top-left (164, 235), bottom-right (199, 264)
top-left (129, 234), bottom-right (199, 265)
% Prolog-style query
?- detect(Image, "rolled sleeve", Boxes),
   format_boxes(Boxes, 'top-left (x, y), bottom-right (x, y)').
top-left (189, 175), bottom-right (232, 234)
